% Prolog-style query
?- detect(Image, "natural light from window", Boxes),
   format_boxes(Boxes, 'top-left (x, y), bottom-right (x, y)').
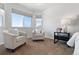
top-left (23, 16), bottom-right (32, 27)
top-left (11, 13), bottom-right (32, 27)
top-left (36, 18), bottom-right (42, 27)
top-left (11, 13), bottom-right (24, 27)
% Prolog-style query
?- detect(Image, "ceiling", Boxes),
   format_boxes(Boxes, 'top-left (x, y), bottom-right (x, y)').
top-left (20, 3), bottom-right (79, 15)
top-left (20, 3), bottom-right (62, 13)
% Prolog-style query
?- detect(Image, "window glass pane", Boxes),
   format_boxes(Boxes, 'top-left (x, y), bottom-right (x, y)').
top-left (36, 18), bottom-right (42, 27)
top-left (0, 16), bottom-right (2, 27)
top-left (11, 13), bottom-right (24, 27)
top-left (23, 16), bottom-right (32, 27)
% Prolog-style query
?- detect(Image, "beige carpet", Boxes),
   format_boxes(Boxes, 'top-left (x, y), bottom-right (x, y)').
top-left (0, 38), bottom-right (74, 55)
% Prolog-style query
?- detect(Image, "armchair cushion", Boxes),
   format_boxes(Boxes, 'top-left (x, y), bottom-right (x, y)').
top-left (32, 29), bottom-right (45, 40)
top-left (16, 36), bottom-right (24, 42)
top-left (8, 29), bottom-right (19, 36)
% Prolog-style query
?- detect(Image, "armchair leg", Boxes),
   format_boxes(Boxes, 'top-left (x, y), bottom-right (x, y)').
top-left (6, 48), bottom-right (15, 52)
top-left (24, 42), bottom-right (26, 44)
top-left (11, 49), bottom-right (15, 52)
top-left (54, 39), bottom-right (59, 44)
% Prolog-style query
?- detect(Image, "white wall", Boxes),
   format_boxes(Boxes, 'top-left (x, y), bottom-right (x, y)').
top-left (0, 4), bottom-right (4, 9)
top-left (67, 15), bottom-right (79, 36)
top-left (43, 3), bottom-right (79, 39)
top-left (0, 27), bottom-right (4, 45)
top-left (0, 4), bottom-right (5, 45)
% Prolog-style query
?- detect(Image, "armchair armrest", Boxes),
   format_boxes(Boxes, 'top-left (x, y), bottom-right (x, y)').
top-left (19, 31), bottom-right (26, 34)
top-left (7, 32), bottom-right (18, 37)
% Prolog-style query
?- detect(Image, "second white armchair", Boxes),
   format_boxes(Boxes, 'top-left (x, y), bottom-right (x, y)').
top-left (32, 29), bottom-right (45, 41)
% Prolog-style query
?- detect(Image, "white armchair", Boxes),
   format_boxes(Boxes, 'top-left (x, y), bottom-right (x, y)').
top-left (3, 29), bottom-right (26, 50)
top-left (32, 29), bottom-right (45, 41)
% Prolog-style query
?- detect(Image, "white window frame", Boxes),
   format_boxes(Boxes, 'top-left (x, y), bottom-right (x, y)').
top-left (35, 17), bottom-right (43, 28)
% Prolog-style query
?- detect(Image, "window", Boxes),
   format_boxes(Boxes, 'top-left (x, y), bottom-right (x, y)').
top-left (0, 16), bottom-right (2, 27)
top-left (11, 13), bottom-right (24, 27)
top-left (11, 12), bottom-right (32, 27)
top-left (23, 16), bottom-right (32, 27)
top-left (36, 18), bottom-right (43, 27)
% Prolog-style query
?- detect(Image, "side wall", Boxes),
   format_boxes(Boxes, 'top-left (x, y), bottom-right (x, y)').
top-left (43, 4), bottom-right (79, 39)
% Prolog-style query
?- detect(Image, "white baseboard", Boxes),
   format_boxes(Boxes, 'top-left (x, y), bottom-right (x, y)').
top-left (45, 35), bottom-right (54, 39)
top-left (45, 37), bottom-right (54, 40)
top-left (0, 42), bottom-right (4, 46)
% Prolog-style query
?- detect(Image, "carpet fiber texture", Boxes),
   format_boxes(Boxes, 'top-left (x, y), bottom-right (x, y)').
top-left (0, 38), bottom-right (74, 55)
